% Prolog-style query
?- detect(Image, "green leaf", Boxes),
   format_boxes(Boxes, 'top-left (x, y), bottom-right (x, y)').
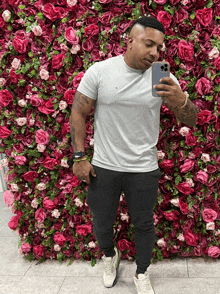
top-left (19, 5), bottom-right (25, 9)
top-left (36, 13), bottom-right (45, 20)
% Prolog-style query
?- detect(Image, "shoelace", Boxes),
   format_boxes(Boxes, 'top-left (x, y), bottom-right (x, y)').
top-left (137, 275), bottom-right (151, 293)
top-left (104, 256), bottom-right (115, 276)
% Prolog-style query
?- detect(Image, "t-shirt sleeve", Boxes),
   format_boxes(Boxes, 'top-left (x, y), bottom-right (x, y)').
top-left (77, 63), bottom-right (99, 100)
top-left (170, 72), bottom-right (181, 89)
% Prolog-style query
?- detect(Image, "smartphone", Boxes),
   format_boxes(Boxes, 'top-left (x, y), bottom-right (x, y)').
top-left (152, 61), bottom-right (170, 97)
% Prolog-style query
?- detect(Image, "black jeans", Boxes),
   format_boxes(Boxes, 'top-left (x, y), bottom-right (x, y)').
top-left (86, 165), bottom-right (162, 275)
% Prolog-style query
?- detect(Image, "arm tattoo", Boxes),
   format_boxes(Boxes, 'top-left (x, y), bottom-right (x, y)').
top-left (164, 99), bottom-right (199, 127)
top-left (72, 91), bottom-right (89, 113)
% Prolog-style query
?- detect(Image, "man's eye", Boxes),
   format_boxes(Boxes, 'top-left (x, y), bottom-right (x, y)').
top-left (146, 44), bottom-right (160, 51)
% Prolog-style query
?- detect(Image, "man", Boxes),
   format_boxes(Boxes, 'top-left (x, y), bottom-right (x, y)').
top-left (69, 16), bottom-right (199, 294)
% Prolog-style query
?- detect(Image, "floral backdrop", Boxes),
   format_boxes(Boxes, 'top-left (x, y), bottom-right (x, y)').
top-left (0, 0), bottom-right (220, 267)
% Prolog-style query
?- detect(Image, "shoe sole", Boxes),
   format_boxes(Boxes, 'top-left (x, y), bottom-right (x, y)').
top-left (105, 250), bottom-right (122, 288)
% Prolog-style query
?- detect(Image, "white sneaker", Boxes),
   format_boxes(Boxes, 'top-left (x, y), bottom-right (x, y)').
top-left (103, 247), bottom-right (121, 287)
top-left (134, 271), bottom-right (155, 294)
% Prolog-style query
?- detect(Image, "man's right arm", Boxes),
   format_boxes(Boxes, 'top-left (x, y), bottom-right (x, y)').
top-left (69, 90), bottom-right (96, 153)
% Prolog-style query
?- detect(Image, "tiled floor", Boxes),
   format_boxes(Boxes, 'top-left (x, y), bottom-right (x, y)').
top-left (1, 191), bottom-right (220, 294)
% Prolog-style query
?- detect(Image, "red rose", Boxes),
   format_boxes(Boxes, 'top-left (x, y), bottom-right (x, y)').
top-left (176, 182), bottom-right (194, 195)
top-left (84, 24), bottom-right (100, 38)
top-left (0, 125), bottom-right (12, 139)
top-left (42, 156), bottom-right (58, 170)
top-left (214, 56), bottom-right (220, 71)
top-left (76, 224), bottom-right (92, 236)
top-left (10, 68), bottom-right (22, 84)
top-left (196, 8), bottom-right (213, 27)
top-left (0, 17), bottom-right (5, 28)
top-left (38, 99), bottom-right (55, 114)
top-left (43, 3), bottom-right (60, 21)
top-left (196, 110), bottom-right (212, 125)
top-left (178, 39), bottom-right (194, 62)
top-left (35, 129), bottom-right (50, 145)
top-left (185, 132), bottom-right (197, 146)
top-left (163, 211), bottom-right (179, 221)
top-left (43, 197), bottom-right (56, 210)
top-left (179, 197), bottom-right (189, 215)
top-left (52, 53), bottom-right (65, 69)
top-left (0, 89), bottom-right (14, 107)
top-left (12, 37), bottom-right (28, 54)
top-left (184, 230), bottom-right (198, 246)
top-left (8, 215), bottom-right (19, 230)
top-left (202, 208), bottom-right (218, 223)
top-left (22, 171), bottom-right (38, 182)
top-left (54, 232), bottom-right (67, 246)
top-left (65, 27), bottom-right (79, 44)
top-left (154, 0), bottom-right (167, 4)
top-left (33, 245), bottom-right (44, 259)
top-left (157, 11), bottom-right (172, 29)
top-left (118, 239), bottom-right (130, 251)
top-left (82, 38), bottom-right (94, 52)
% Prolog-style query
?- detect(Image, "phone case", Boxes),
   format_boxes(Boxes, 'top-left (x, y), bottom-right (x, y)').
top-left (152, 61), bottom-right (170, 97)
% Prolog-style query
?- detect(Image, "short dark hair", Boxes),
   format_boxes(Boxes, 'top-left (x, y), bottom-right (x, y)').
top-left (128, 16), bottom-right (165, 35)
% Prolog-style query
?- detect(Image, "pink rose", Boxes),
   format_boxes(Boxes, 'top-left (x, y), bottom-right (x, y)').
top-left (184, 230), bottom-right (198, 246)
top-left (84, 24), bottom-right (99, 38)
top-left (35, 208), bottom-right (47, 223)
top-left (54, 232), bottom-right (67, 246)
top-left (43, 197), bottom-right (56, 210)
top-left (195, 77), bottom-right (211, 96)
top-left (196, 170), bottom-right (209, 185)
top-left (178, 39), bottom-right (194, 62)
top-left (43, 3), bottom-right (60, 21)
top-left (21, 242), bottom-right (32, 253)
top-left (33, 245), bottom-right (44, 259)
top-left (157, 11), bottom-right (172, 29)
top-left (202, 208), bottom-right (218, 223)
top-left (4, 190), bottom-right (15, 207)
top-left (51, 53), bottom-right (65, 69)
top-left (0, 125), bottom-right (12, 139)
top-left (179, 197), bottom-right (189, 214)
top-left (22, 171), bottom-right (38, 182)
top-left (65, 27), bottom-right (79, 44)
top-left (73, 72), bottom-right (84, 88)
top-left (30, 94), bottom-right (43, 107)
top-left (98, 0), bottom-right (112, 3)
top-left (0, 89), bottom-right (13, 107)
top-left (196, 8), bottom-right (213, 27)
top-left (35, 129), bottom-right (50, 145)
top-left (11, 58), bottom-right (21, 70)
top-left (14, 155), bottom-right (26, 165)
top-left (180, 159), bottom-right (195, 173)
top-left (76, 224), bottom-right (92, 236)
top-left (154, 0), bottom-right (168, 3)
top-left (208, 246), bottom-right (220, 258)
top-left (64, 89), bottom-right (76, 105)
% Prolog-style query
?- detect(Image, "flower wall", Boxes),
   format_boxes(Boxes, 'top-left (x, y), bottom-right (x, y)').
top-left (0, 0), bottom-right (220, 266)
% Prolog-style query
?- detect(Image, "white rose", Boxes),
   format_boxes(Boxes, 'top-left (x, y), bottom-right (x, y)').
top-left (39, 68), bottom-right (49, 80)
top-left (71, 44), bottom-right (80, 54)
top-left (201, 153), bottom-right (210, 163)
top-left (67, 0), bottom-right (78, 7)
top-left (16, 118), bottom-right (27, 126)
top-left (37, 144), bottom-right (46, 153)
top-left (59, 100), bottom-right (67, 110)
top-left (18, 99), bottom-right (27, 107)
top-left (32, 25), bottom-right (43, 36)
top-left (157, 238), bottom-right (166, 247)
top-left (0, 78), bottom-right (6, 87)
top-left (2, 10), bottom-right (11, 22)
top-left (12, 58), bottom-right (21, 70)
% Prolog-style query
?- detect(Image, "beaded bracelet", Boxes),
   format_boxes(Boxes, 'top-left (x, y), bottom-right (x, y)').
top-left (73, 156), bottom-right (87, 162)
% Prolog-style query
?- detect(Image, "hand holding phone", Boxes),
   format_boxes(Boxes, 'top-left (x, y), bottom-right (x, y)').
top-left (152, 61), bottom-right (170, 97)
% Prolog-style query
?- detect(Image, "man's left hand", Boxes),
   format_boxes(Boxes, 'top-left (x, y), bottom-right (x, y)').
top-left (153, 77), bottom-right (185, 108)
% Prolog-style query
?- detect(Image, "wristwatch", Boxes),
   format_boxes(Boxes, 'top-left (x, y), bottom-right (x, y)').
top-left (67, 151), bottom-right (86, 168)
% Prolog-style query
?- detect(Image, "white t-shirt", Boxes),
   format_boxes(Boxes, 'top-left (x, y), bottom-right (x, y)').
top-left (77, 54), bottom-right (181, 172)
